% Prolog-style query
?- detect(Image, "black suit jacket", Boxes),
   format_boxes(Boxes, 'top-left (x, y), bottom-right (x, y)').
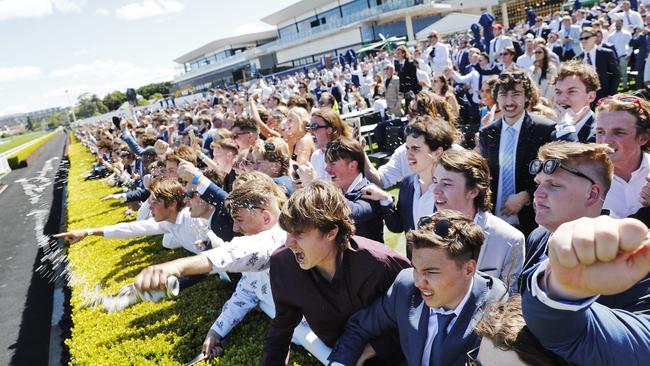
top-left (479, 112), bottom-right (556, 235)
top-left (577, 48), bottom-right (620, 100)
top-left (346, 178), bottom-right (384, 243)
top-left (394, 59), bottom-right (420, 94)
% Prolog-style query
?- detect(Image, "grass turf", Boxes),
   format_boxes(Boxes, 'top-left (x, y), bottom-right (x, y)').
top-left (64, 136), bottom-right (320, 365)
top-left (0, 131), bottom-right (48, 154)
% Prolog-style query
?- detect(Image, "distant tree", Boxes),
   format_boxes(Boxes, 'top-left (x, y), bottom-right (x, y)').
top-left (76, 93), bottom-right (108, 119)
top-left (137, 82), bottom-right (172, 100)
top-left (103, 91), bottom-right (127, 111)
top-left (149, 92), bottom-right (164, 101)
top-left (47, 112), bottom-right (69, 129)
top-left (26, 116), bottom-right (36, 131)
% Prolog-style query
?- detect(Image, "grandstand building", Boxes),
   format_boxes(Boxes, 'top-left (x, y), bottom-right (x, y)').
top-left (171, 0), bottom-right (497, 91)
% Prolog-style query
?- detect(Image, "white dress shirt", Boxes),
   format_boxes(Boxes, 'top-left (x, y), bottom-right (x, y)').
top-left (425, 42), bottom-right (450, 74)
top-left (421, 278), bottom-right (474, 366)
top-left (412, 177), bottom-right (436, 229)
top-left (496, 114), bottom-right (525, 225)
top-left (516, 52), bottom-right (536, 72)
top-left (603, 152), bottom-right (650, 218)
top-left (102, 207), bottom-right (209, 254)
top-left (378, 143), bottom-right (412, 188)
top-left (608, 29), bottom-right (633, 57)
top-left (583, 47), bottom-right (597, 66)
top-left (310, 149), bottom-right (331, 182)
top-left (451, 68), bottom-right (481, 103)
top-left (608, 7), bottom-right (644, 31)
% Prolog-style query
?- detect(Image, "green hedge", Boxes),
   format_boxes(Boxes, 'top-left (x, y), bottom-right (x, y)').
top-left (7, 130), bottom-right (59, 169)
top-left (65, 138), bottom-right (321, 365)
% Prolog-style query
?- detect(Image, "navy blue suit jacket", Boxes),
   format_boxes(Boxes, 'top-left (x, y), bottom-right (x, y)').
top-left (329, 269), bottom-right (507, 366)
top-left (201, 181), bottom-right (234, 242)
top-left (381, 174), bottom-right (418, 234)
top-left (576, 47), bottom-right (620, 100)
top-left (479, 113), bottom-right (556, 234)
top-left (346, 178), bottom-right (384, 243)
top-left (522, 268), bottom-right (650, 366)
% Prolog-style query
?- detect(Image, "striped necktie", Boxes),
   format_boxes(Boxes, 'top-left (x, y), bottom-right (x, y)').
top-left (500, 126), bottom-right (517, 209)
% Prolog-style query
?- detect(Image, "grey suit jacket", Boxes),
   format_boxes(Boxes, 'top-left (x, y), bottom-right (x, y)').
top-left (475, 210), bottom-right (525, 293)
top-left (328, 269), bottom-right (507, 366)
top-left (384, 76), bottom-right (401, 116)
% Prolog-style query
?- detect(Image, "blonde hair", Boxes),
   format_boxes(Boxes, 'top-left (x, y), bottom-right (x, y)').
top-left (538, 141), bottom-right (614, 192)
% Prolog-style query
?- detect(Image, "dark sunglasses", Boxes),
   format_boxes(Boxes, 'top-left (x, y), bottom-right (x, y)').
top-left (404, 125), bottom-right (424, 138)
top-left (579, 34), bottom-right (595, 40)
top-left (529, 159), bottom-right (596, 185)
top-left (307, 123), bottom-right (330, 132)
top-left (417, 216), bottom-right (456, 234)
top-left (498, 72), bottom-right (526, 81)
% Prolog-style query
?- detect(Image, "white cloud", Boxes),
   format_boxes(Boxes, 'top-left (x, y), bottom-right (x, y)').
top-left (94, 7), bottom-right (109, 16)
top-left (0, 0), bottom-right (82, 20)
top-left (53, 0), bottom-right (81, 13)
top-left (0, 66), bottom-right (42, 83)
top-left (115, 0), bottom-right (184, 20)
top-left (232, 22), bottom-right (275, 36)
top-left (72, 48), bottom-right (89, 56)
top-left (0, 105), bottom-right (29, 116)
top-left (0, 0), bottom-right (53, 20)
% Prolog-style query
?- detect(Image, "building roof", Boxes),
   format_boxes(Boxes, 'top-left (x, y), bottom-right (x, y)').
top-left (173, 30), bottom-right (278, 64)
top-left (261, 0), bottom-right (334, 26)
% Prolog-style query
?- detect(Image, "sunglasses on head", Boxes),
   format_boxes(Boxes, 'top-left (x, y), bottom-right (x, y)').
top-left (404, 125), bottom-right (424, 138)
top-left (326, 140), bottom-right (342, 151)
top-left (597, 94), bottom-right (642, 108)
top-left (417, 215), bottom-right (478, 259)
top-left (498, 72), bottom-right (526, 81)
top-left (529, 159), bottom-right (596, 185)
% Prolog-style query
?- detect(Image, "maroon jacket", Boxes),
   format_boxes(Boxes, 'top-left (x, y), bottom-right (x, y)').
top-left (261, 235), bottom-right (411, 365)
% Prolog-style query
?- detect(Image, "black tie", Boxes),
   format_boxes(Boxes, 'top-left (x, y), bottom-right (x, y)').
top-left (587, 52), bottom-right (592, 65)
top-left (385, 77), bottom-right (391, 90)
top-left (430, 46), bottom-right (436, 59)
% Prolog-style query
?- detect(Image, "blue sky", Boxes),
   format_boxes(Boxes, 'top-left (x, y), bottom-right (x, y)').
top-left (0, 0), bottom-right (297, 117)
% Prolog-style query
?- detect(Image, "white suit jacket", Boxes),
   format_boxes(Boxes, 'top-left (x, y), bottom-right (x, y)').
top-left (475, 210), bottom-right (525, 293)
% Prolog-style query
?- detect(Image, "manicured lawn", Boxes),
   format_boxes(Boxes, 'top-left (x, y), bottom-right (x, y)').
top-left (0, 131), bottom-right (48, 154)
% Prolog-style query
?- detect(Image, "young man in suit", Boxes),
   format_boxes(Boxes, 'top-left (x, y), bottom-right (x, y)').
top-left (559, 16), bottom-right (582, 58)
top-left (324, 137), bottom-right (384, 243)
top-left (521, 215), bottom-right (650, 366)
top-left (394, 45), bottom-right (420, 107)
top-left (479, 71), bottom-right (556, 236)
top-left (361, 116), bottom-right (455, 258)
top-left (552, 61), bottom-right (600, 143)
top-left (425, 31), bottom-right (450, 75)
top-left (261, 181), bottom-right (411, 365)
top-left (383, 63), bottom-right (402, 117)
top-left (489, 23), bottom-right (514, 64)
top-left (548, 32), bottom-right (575, 61)
top-left (433, 149), bottom-right (525, 293)
top-left (523, 141), bottom-right (613, 275)
top-left (328, 209), bottom-right (507, 366)
top-left (576, 27), bottom-right (620, 101)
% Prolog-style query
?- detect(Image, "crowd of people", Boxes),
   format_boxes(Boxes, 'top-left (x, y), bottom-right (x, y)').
top-left (54, 2), bottom-right (650, 365)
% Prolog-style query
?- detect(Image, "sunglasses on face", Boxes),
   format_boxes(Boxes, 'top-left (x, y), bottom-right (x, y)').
top-left (404, 125), bottom-right (424, 138)
top-left (579, 34), bottom-right (594, 40)
top-left (306, 123), bottom-right (330, 132)
top-left (529, 159), bottom-right (596, 185)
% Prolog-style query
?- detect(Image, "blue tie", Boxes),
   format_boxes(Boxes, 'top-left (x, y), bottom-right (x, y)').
top-left (626, 11), bottom-right (632, 26)
top-left (430, 313), bottom-right (456, 366)
top-left (500, 127), bottom-right (517, 210)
